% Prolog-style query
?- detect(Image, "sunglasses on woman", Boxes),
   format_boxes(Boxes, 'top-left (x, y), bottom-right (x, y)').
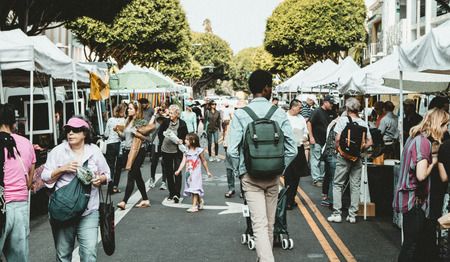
top-left (66, 126), bottom-right (83, 133)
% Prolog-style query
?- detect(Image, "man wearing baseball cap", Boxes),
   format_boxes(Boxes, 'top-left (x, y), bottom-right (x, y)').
top-left (307, 95), bottom-right (337, 187)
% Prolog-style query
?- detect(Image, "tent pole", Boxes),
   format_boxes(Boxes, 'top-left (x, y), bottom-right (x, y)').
top-left (364, 95), bottom-right (369, 220)
top-left (399, 70), bottom-right (404, 157)
top-left (29, 71), bottom-right (34, 144)
top-left (74, 81), bottom-right (79, 115)
top-left (96, 100), bottom-right (104, 135)
top-left (49, 77), bottom-right (58, 146)
top-left (0, 64), bottom-right (5, 104)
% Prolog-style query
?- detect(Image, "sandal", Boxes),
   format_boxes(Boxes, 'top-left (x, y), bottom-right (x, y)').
top-left (113, 188), bottom-right (122, 194)
top-left (187, 206), bottom-right (199, 213)
top-left (135, 200), bottom-right (151, 208)
top-left (239, 192), bottom-right (243, 198)
top-left (224, 190), bottom-right (235, 198)
top-left (117, 201), bottom-right (126, 210)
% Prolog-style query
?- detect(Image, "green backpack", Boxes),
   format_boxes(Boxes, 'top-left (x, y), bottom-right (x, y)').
top-left (48, 160), bottom-right (92, 223)
top-left (241, 105), bottom-right (285, 179)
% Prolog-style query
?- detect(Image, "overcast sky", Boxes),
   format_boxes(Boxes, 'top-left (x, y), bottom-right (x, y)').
top-left (180, 0), bottom-right (282, 55)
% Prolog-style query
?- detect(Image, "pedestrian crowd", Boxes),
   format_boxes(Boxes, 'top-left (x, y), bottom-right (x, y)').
top-left (2, 69), bottom-right (450, 262)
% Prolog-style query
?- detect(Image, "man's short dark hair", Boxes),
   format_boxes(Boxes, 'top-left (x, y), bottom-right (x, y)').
top-left (248, 70), bottom-right (272, 95)
top-left (384, 101), bottom-right (395, 112)
top-left (138, 98), bottom-right (149, 104)
top-left (289, 99), bottom-right (301, 110)
top-left (0, 104), bottom-right (16, 129)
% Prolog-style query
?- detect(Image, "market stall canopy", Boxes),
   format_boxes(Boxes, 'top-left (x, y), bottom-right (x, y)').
top-left (29, 36), bottom-right (73, 81)
top-left (274, 69), bottom-right (306, 93)
top-left (303, 57), bottom-right (360, 89)
top-left (297, 59), bottom-right (338, 92)
top-left (399, 20), bottom-right (450, 74)
top-left (339, 52), bottom-right (450, 94)
top-left (109, 61), bottom-right (174, 90)
top-left (0, 29), bottom-right (34, 71)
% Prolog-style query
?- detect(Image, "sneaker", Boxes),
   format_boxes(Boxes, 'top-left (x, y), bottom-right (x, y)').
top-left (198, 199), bottom-right (204, 210)
top-left (327, 213), bottom-right (342, 223)
top-left (160, 182), bottom-right (167, 190)
top-left (209, 156), bottom-right (215, 162)
top-left (149, 178), bottom-right (156, 188)
top-left (167, 197), bottom-right (173, 202)
top-left (313, 181), bottom-right (323, 187)
top-left (321, 198), bottom-right (332, 207)
top-left (215, 156), bottom-right (221, 162)
top-left (173, 196), bottom-right (179, 204)
top-left (187, 206), bottom-right (198, 213)
top-left (346, 216), bottom-right (356, 224)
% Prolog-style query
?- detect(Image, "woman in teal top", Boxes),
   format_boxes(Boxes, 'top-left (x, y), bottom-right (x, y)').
top-left (181, 102), bottom-right (197, 133)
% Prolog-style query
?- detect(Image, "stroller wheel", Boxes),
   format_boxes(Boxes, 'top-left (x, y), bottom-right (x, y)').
top-left (289, 239), bottom-right (294, 250)
top-left (281, 239), bottom-right (289, 250)
top-left (248, 239), bottom-right (256, 250)
top-left (241, 234), bottom-right (247, 244)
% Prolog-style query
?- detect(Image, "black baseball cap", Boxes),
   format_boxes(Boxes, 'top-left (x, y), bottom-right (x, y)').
top-left (324, 95), bottom-right (335, 104)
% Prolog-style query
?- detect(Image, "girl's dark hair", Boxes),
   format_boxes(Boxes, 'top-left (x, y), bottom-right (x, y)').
top-left (0, 103), bottom-right (16, 130)
top-left (63, 115), bottom-right (94, 144)
top-left (186, 133), bottom-right (200, 148)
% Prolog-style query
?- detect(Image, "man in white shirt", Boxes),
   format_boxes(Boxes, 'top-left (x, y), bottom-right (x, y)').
top-left (285, 99), bottom-right (309, 209)
top-left (221, 103), bottom-right (234, 140)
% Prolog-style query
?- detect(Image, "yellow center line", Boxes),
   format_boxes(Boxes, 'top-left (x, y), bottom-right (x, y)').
top-left (280, 177), bottom-right (340, 261)
top-left (296, 187), bottom-right (357, 262)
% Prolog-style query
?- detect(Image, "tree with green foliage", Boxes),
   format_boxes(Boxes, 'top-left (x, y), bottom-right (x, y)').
top-left (187, 32), bottom-right (234, 96)
top-left (0, 0), bottom-right (130, 35)
top-left (232, 46), bottom-right (274, 91)
top-left (66, 0), bottom-right (199, 80)
top-left (264, 0), bottom-right (366, 76)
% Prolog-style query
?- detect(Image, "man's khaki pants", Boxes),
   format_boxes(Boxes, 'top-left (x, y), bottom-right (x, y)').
top-left (241, 173), bottom-right (279, 262)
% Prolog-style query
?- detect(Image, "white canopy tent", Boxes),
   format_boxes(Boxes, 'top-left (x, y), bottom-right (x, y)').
top-left (297, 59), bottom-right (338, 93)
top-left (0, 29), bottom-right (51, 144)
top-left (274, 69), bottom-right (306, 93)
top-left (399, 20), bottom-right (450, 74)
top-left (303, 57), bottom-right (360, 91)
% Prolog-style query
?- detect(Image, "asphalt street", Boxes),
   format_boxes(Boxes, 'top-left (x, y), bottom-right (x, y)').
top-left (28, 140), bottom-right (401, 262)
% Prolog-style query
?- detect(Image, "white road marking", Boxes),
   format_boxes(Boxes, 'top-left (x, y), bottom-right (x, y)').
top-left (162, 197), bottom-right (243, 215)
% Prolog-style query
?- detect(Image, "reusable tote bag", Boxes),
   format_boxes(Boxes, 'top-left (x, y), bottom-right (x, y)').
top-left (99, 186), bottom-right (115, 255)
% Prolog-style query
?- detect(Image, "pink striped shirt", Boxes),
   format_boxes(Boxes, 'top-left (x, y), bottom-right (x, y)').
top-left (393, 135), bottom-right (432, 217)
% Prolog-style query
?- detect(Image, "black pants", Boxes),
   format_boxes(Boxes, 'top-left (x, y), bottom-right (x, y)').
top-left (398, 204), bottom-right (435, 262)
top-left (150, 144), bottom-right (165, 182)
top-left (284, 146), bottom-right (307, 205)
top-left (162, 151), bottom-right (183, 198)
top-left (105, 142), bottom-right (120, 191)
top-left (113, 150), bottom-right (125, 189)
top-left (122, 148), bottom-right (148, 203)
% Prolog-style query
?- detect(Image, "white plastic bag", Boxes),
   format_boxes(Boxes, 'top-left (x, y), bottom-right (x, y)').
top-left (163, 130), bottom-right (187, 152)
top-left (97, 139), bottom-right (107, 154)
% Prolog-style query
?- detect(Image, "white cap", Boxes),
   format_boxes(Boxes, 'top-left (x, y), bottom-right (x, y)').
top-left (307, 94), bottom-right (317, 105)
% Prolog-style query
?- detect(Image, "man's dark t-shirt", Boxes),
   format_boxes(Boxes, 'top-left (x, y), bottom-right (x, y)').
top-left (309, 107), bottom-right (335, 146)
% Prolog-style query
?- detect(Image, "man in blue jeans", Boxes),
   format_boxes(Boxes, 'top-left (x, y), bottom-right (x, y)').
top-left (227, 70), bottom-right (297, 262)
top-left (307, 95), bottom-right (336, 186)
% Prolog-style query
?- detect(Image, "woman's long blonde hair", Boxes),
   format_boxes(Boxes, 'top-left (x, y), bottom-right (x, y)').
top-left (125, 101), bottom-right (144, 127)
top-left (410, 108), bottom-right (449, 143)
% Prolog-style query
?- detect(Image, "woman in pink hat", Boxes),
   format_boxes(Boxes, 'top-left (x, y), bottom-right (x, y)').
top-left (42, 116), bottom-right (110, 261)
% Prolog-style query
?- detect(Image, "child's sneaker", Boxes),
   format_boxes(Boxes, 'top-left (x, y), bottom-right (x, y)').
top-left (187, 206), bottom-right (198, 213)
top-left (198, 199), bottom-right (205, 210)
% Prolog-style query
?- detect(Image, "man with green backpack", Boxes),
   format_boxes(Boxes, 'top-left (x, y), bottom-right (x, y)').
top-left (227, 70), bottom-right (297, 262)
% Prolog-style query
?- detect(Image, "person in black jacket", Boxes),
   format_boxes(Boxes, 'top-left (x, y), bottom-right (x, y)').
top-left (158, 105), bottom-right (189, 203)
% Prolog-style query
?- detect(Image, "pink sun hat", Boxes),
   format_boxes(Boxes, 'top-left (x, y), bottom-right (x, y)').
top-left (63, 117), bottom-right (90, 129)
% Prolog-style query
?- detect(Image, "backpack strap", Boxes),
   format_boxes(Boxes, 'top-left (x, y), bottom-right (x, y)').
top-left (241, 106), bottom-right (259, 121)
top-left (264, 105), bottom-right (278, 120)
top-left (347, 116), bottom-right (353, 124)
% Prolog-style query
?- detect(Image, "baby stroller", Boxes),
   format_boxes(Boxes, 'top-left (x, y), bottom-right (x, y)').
top-left (240, 186), bottom-right (294, 250)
